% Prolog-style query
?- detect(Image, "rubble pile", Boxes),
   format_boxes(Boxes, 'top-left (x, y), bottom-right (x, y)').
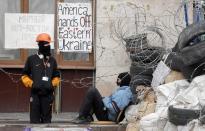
top-left (123, 21), bottom-right (205, 131)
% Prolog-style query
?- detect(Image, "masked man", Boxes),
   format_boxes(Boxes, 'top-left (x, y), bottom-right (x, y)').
top-left (21, 33), bottom-right (60, 123)
top-left (72, 72), bottom-right (133, 124)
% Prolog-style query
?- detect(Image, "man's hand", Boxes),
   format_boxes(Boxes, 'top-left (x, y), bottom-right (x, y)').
top-left (52, 77), bottom-right (60, 87)
top-left (21, 75), bottom-right (33, 88)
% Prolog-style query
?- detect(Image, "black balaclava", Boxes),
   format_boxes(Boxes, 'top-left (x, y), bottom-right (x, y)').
top-left (38, 41), bottom-right (51, 57)
top-left (116, 72), bottom-right (131, 87)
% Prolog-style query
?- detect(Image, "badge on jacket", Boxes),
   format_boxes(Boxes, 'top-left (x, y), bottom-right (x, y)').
top-left (42, 76), bottom-right (49, 81)
top-left (47, 63), bottom-right (50, 68)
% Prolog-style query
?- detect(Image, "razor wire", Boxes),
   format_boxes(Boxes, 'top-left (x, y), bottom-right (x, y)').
top-left (0, 68), bottom-right (122, 89)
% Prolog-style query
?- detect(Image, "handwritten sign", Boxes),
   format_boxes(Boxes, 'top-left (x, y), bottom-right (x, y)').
top-left (5, 13), bottom-right (54, 49)
top-left (58, 3), bottom-right (92, 52)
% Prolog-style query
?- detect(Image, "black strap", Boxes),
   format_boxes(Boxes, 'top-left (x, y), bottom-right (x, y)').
top-left (111, 101), bottom-right (120, 114)
top-left (111, 101), bottom-right (132, 123)
top-left (112, 101), bottom-right (126, 123)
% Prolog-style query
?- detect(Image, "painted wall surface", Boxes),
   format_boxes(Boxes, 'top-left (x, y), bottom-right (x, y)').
top-left (95, 0), bottom-right (193, 96)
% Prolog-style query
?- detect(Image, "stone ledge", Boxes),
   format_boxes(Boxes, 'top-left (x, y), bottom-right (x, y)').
top-left (0, 123), bottom-right (126, 131)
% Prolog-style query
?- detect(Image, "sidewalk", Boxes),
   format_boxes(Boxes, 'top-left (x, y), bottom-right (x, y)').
top-left (0, 113), bottom-right (126, 131)
top-left (0, 112), bottom-right (77, 123)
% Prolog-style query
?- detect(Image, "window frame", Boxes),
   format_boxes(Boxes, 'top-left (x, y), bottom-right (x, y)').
top-left (0, 0), bottom-right (96, 69)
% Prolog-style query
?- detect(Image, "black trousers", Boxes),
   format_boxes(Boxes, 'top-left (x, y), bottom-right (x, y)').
top-left (30, 92), bottom-right (54, 123)
top-left (79, 88), bottom-right (109, 121)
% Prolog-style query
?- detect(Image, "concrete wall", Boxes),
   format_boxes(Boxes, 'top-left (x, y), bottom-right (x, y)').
top-left (95, 0), bottom-right (193, 96)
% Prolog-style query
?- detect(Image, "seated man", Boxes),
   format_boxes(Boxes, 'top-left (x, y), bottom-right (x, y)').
top-left (72, 72), bottom-right (133, 124)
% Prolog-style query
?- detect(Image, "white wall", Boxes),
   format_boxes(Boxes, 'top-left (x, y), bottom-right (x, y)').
top-left (95, 0), bottom-right (193, 96)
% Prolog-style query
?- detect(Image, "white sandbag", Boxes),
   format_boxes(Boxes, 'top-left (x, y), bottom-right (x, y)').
top-left (125, 102), bottom-right (156, 123)
top-left (164, 120), bottom-right (203, 131)
top-left (125, 105), bottom-right (140, 123)
top-left (155, 80), bottom-right (189, 111)
top-left (186, 119), bottom-right (205, 131)
top-left (155, 80), bottom-right (189, 100)
top-left (164, 122), bottom-right (177, 131)
top-left (176, 119), bottom-right (205, 131)
top-left (140, 127), bottom-right (159, 131)
top-left (140, 112), bottom-right (167, 131)
top-left (126, 123), bottom-right (140, 131)
top-left (174, 75), bottom-right (205, 109)
top-left (192, 75), bottom-right (205, 106)
top-left (174, 85), bottom-right (199, 109)
top-left (177, 126), bottom-right (190, 131)
top-left (140, 113), bottom-right (158, 127)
